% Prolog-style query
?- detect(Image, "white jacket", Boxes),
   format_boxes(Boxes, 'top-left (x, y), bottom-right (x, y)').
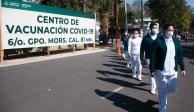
top-left (128, 37), bottom-right (142, 56)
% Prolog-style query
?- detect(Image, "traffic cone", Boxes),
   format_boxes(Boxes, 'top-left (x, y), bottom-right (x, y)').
top-left (117, 45), bottom-right (121, 56)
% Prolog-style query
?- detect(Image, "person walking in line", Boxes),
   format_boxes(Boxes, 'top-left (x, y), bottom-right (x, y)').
top-left (140, 22), bottom-right (159, 95)
top-left (150, 24), bottom-right (186, 112)
top-left (139, 28), bottom-right (144, 38)
top-left (121, 31), bottom-right (130, 68)
top-left (128, 30), bottom-right (142, 81)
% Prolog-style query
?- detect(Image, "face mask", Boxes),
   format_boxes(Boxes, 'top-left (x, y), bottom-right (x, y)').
top-left (165, 31), bottom-right (174, 38)
top-left (151, 29), bottom-right (158, 35)
top-left (133, 34), bottom-right (139, 38)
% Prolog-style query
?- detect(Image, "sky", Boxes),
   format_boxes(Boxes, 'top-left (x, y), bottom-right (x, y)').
top-left (127, 0), bottom-right (194, 8)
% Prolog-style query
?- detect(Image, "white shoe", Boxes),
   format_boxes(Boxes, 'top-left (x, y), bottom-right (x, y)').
top-left (132, 75), bottom-right (136, 79)
top-left (150, 89), bottom-right (156, 95)
top-left (137, 76), bottom-right (142, 81)
top-left (126, 64), bottom-right (130, 68)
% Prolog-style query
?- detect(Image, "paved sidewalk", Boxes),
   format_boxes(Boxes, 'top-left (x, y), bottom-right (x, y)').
top-left (0, 48), bottom-right (107, 68)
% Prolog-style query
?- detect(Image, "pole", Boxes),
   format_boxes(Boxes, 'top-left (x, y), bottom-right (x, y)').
top-left (83, 0), bottom-right (87, 50)
top-left (93, 13), bottom-right (96, 49)
top-left (116, 0), bottom-right (121, 56)
top-left (115, 0), bottom-right (118, 47)
top-left (47, 47), bottom-right (50, 55)
top-left (124, 0), bottom-right (128, 32)
top-left (141, 0), bottom-right (144, 29)
top-left (0, 3), bottom-right (4, 63)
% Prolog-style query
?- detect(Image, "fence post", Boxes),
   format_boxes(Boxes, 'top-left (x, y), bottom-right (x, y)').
top-left (0, 6), bottom-right (4, 63)
top-left (47, 47), bottom-right (50, 56)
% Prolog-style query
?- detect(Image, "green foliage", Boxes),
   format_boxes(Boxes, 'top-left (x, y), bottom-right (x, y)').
top-left (146, 0), bottom-right (193, 32)
top-left (41, 0), bottom-right (83, 11)
top-left (40, 0), bottom-right (136, 45)
top-left (190, 16), bottom-right (194, 33)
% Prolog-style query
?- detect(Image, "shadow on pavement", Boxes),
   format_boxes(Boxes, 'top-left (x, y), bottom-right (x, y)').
top-left (112, 68), bottom-right (132, 74)
top-left (95, 89), bottom-right (158, 112)
top-left (96, 70), bottom-right (131, 78)
top-left (110, 60), bottom-right (126, 65)
top-left (96, 77), bottom-right (149, 92)
top-left (110, 57), bottom-right (124, 61)
top-left (102, 63), bottom-right (124, 68)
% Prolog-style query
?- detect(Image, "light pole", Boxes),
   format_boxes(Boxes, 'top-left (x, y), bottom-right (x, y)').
top-left (140, 0), bottom-right (144, 29)
top-left (82, 0), bottom-right (88, 50)
top-left (116, 0), bottom-right (121, 56)
top-left (124, 0), bottom-right (128, 32)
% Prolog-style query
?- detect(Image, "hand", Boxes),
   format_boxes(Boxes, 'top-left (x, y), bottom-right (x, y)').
top-left (150, 72), bottom-right (155, 77)
top-left (181, 70), bottom-right (186, 77)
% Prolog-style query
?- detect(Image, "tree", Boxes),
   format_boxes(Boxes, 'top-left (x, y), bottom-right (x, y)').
top-left (41, 0), bottom-right (113, 45)
top-left (127, 5), bottom-right (136, 24)
top-left (146, 0), bottom-right (193, 32)
top-left (96, 0), bottom-right (113, 45)
top-left (131, 0), bottom-right (141, 22)
top-left (41, 0), bottom-right (83, 11)
top-left (190, 16), bottom-right (194, 34)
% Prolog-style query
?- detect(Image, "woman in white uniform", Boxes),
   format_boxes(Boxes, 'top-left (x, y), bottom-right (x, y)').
top-left (128, 30), bottom-right (142, 81)
top-left (150, 24), bottom-right (186, 112)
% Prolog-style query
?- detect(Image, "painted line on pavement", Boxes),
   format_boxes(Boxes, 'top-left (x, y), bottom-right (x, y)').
top-left (101, 87), bottom-right (123, 100)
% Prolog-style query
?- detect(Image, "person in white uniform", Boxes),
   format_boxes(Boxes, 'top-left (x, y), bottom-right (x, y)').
top-left (140, 22), bottom-right (160, 95)
top-left (128, 30), bottom-right (142, 81)
top-left (150, 24), bottom-right (186, 112)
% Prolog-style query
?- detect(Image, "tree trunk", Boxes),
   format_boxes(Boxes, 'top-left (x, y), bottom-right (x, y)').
top-left (100, 15), bottom-right (109, 45)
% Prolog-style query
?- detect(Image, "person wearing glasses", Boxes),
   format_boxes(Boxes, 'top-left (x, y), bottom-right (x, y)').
top-left (128, 30), bottom-right (142, 81)
top-left (150, 24), bottom-right (186, 112)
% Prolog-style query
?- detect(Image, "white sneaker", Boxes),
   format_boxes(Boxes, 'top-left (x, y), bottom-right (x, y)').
top-left (150, 89), bottom-right (156, 95)
top-left (132, 75), bottom-right (136, 79)
top-left (137, 76), bottom-right (142, 81)
top-left (126, 64), bottom-right (130, 68)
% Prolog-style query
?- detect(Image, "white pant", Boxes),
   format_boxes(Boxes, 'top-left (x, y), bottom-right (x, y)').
top-left (125, 51), bottom-right (130, 66)
top-left (146, 59), bottom-right (157, 92)
top-left (145, 59), bottom-right (150, 68)
top-left (131, 54), bottom-right (142, 76)
top-left (155, 71), bottom-right (177, 112)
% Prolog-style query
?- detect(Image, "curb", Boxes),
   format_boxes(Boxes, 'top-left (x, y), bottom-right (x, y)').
top-left (0, 48), bottom-right (108, 68)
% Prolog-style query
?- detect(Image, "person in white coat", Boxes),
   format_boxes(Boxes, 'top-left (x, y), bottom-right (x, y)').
top-left (150, 24), bottom-right (186, 112)
top-left (128, 30), bottom-right (142, 81)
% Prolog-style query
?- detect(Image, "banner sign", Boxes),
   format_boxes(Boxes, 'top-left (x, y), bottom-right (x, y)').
top-left (1, 0), bottom-right (95, 49)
